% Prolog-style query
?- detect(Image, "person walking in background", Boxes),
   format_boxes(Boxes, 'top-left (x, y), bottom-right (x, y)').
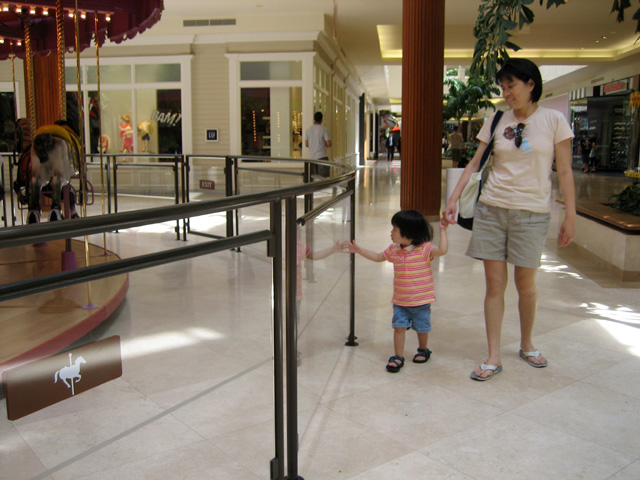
top-left (305, 111), bottom-right (332, 178)
top-left (345, 210), bottom-right (448, 373)
top-left (441, 58), bottom-right (576, 381)
top-left (385, 133), bottom-right (395, 161)
top-left (448, 126), bottom-right (464, 167)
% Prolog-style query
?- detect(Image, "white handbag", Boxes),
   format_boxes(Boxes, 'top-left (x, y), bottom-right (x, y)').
top-left (457, 110), bottom-right (503, 230)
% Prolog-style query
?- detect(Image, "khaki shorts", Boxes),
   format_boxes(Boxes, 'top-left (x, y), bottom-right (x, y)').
top-left (466, 202), bottom-right (551, 268)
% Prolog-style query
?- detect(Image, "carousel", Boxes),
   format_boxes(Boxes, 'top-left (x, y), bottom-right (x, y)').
top-left (0, 1), bottom-right (163, 376)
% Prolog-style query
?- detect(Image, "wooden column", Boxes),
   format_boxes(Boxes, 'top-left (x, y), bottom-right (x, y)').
top-left (401, 0), bottom-right (445, 218)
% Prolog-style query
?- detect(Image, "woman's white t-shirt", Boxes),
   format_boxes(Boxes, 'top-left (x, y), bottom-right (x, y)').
top-left (476, 106), bottom-right (574, 213)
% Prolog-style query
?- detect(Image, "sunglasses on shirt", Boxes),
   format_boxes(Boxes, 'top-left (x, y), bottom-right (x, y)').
top-left (503, 123), bottom-right (526, 148)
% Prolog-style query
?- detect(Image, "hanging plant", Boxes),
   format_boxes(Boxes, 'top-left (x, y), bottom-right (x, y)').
top-left (470, 0), bottom-right (640, 80)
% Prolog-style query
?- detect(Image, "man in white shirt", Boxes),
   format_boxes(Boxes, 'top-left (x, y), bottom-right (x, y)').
top-left (305, 111), bottom-right (332, 177)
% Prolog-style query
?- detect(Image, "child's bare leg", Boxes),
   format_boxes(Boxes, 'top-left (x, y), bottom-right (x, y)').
top-left (393, 327), bottom-right (406, 358)
top-left (417, 332), bottom-right (429, 351)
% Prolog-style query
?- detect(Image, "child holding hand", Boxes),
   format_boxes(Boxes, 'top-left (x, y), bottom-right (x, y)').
top-left (346, 210), bottom-right (448, 372)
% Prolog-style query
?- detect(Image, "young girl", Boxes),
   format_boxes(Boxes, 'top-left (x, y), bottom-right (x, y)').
top-left (347, 210), bottom-right (448, 372)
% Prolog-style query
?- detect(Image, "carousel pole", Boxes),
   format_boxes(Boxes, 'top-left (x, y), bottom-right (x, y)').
top-left (73, 0), bottom-right (95, 309)
top-left (56, 0), bottom-right (66, 122)
top-left (23, 21), bottom-right (36, 141)
top-left (55, 0), bottom-right (78, 269)
top-left (95, 11), bottom-right (109, 256)
top-left (10, 42), bottom-right (23, 226)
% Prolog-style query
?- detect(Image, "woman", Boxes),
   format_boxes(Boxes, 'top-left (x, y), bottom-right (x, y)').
top-left (441, 58), bottom-right (576, 381)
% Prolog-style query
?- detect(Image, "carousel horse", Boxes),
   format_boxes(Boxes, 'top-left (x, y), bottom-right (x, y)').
top-left (14, 119), bottom-right (82, 224)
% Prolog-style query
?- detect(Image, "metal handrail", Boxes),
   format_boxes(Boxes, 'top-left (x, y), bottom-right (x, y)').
top-left (0, 156), bottom-right (356, 480)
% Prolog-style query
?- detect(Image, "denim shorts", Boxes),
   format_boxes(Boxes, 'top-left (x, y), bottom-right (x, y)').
top-left (466, 202), bottom-right (551, 268)
top-left (392, 304), bottom-right (432, 333)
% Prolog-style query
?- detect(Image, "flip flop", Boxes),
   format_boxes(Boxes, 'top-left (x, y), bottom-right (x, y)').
top-left (470, 363), bottom-right (502, 381)
top-left (519, 349), bottom-right (548, 368)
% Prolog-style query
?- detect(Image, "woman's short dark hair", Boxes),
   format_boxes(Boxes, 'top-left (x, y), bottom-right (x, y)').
top-left (496, 59), bottom-right (543, 103)
top-left (391, 210), bottom-right (432, 245)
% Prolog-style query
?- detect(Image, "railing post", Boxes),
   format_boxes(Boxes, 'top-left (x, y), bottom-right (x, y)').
top-left (233, 157), bottom-right (240, 239)
top-left (9, 152), bottom-right (18, 226)
top-left (302, 162), bottom-right (315, 282)
top-left (284, 196), bottom-right (303, 480)
top-left (173, 157), bottom-right (180, 241)
top-left (225, 156), bottom-right (234, 239)
top-left (346, 178), bottom-right (358, 346)
top-left (105, 156), bottom-right (112, 215)
top-left (182, 155), bottom-right (189, 240)
top-left (113, 156), bottom-right (119, 233)
top-left (270, 199), bottom-right (285, 480)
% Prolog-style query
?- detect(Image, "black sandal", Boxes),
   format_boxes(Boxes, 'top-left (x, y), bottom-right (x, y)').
top-left (413, 348), bottom-right (432, 364)
top-left (386, 355), bottom-right (405, 373)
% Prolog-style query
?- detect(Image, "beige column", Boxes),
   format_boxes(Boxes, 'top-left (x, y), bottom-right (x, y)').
top-left (401, 0), bottom-right (445, 218)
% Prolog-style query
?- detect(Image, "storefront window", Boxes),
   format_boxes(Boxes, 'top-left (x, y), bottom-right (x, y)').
top-left (87, 65), bottom-right (132, 84)
top-left (135, 64), bottom-right (180, 83)
top-left (66, 58), bottom-right (190, 156)
top-left (240, 61), bottom-right (302, 81)
top-left (240, 87), bottom-right (301, 158)
top-left (86, 90), bottom-right (133, 154)
top-left (587, 95), bottom-right (632, 172)
top-left (155, 89), bottom-right (183, 154)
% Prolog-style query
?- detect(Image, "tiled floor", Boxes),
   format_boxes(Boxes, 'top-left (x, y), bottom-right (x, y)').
top-left (1, 159), bottom-right (639, 480)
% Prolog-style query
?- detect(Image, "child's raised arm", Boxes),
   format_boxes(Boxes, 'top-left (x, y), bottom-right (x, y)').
top-left (430, 223), bottom-right (449, 257)
top-left (346, 240), bottom-right (386, 262)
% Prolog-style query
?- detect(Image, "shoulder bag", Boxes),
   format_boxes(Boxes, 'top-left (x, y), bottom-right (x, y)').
top-left (457, 110), bottom-right (503, 230)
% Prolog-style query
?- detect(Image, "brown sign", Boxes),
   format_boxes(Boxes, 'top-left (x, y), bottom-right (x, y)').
top-left (199, 179), bottom-right (215, 190)
top-left (3, 336), bottom-right (122, 421)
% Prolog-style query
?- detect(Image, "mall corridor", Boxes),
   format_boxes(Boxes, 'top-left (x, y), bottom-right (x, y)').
top-left (1, 159), bottom-right (639, 480)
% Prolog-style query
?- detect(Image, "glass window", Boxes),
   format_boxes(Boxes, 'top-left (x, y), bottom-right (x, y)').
top-left (154, 89), bottom-right (183, 154)
top-left (240, 87), bottom-right (301, 158)
top-left (135, 64), bottom-right (181, 83)
top-left (240, 61), bottom-right (302, 81)
top-left (87, 65), bottom-right (132, 84)
top-left (65, 66), bottom-right (81, 84)
top-left (84, 90), bottom-right (133, 154)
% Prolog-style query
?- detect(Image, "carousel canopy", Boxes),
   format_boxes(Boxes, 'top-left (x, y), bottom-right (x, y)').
top-left (0, 0), bottom-right (163, 60)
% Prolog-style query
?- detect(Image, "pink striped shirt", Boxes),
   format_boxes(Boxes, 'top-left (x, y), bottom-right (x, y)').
top-left (383, 242), bottom-right (435, 307)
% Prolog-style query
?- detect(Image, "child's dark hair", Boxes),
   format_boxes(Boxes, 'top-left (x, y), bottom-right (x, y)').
top-left (391, 210), bottom-right (432, 245)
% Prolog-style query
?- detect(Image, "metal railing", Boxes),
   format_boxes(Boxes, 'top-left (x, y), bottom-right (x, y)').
top-left (0, 155), bottom-right (357, 480)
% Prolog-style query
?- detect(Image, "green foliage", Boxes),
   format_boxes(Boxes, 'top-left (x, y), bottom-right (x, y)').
top-left (610, 182), bottom-right (640, 216)
top-left (443, 76), bottom-right (500, 123)
top-left (464, 141), bottom-right (479, 159)
top-left (470, 0), bottom-right (640, 81)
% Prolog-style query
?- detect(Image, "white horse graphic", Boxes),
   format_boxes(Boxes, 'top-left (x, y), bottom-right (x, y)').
top-left (54, 353), bottom-right (86, 396)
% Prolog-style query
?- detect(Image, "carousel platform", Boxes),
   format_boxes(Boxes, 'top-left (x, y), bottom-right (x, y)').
top-left (0, 239), bottom-right (128, 377)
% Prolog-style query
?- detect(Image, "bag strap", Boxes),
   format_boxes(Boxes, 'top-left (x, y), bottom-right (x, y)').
top-left (478, 110), bottom-right (504, 170)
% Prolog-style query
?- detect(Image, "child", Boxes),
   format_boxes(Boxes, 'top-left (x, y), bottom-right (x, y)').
top-left (346, 210), bottom-right (448, 373)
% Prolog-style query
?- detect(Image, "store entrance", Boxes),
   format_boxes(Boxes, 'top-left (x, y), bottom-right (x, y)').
top-left (586, 95), bottom-right (632, 172)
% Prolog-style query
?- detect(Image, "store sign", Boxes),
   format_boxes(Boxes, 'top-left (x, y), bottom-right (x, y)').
top-left (3, 336), bottom-right (122, 420)
top-left (152, 110), bottom-right (182, 126)
top-left (603, 79), bottom-right (628, 95)
top-left (206, 129), bottom-right (219, 142)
